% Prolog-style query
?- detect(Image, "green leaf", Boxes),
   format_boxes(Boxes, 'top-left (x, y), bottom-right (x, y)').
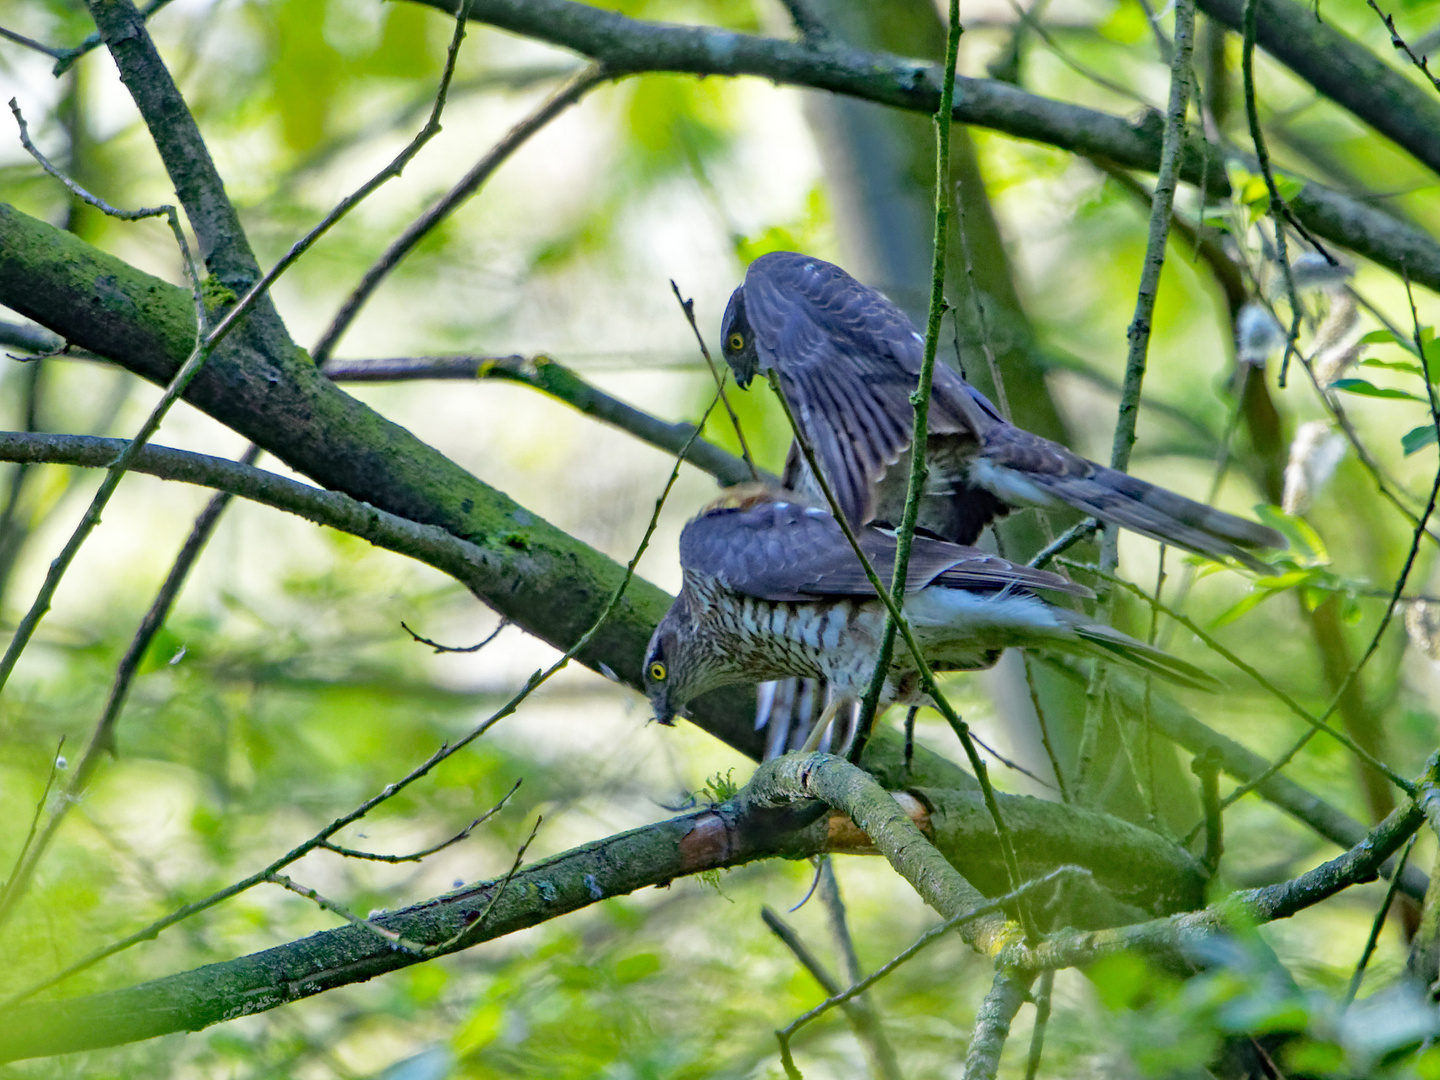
top-left (1272, 172), bottom-right (1304, 203)
top-left (1404, 424), bottom-right (1438, 456)
top-left (1097, 2), bottom-right (1149, 44)
top-left (1360, 358), bottom-right (1424, 378)
top-left (1328, 378), bottom-right (1427, 402)
top-left (614, 952), bottom-right (661, 983)
top-left (1360, 329), bottom-right (1399, 345)
top-left (1211, 588), bottom-right (1279, 629)
top-left (1254, 506), bottom-right (1329, 564)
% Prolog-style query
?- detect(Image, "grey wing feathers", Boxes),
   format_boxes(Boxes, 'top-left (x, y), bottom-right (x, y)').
top-left (680, 494), bottom-right (1088, 602)
top-left (979, 426), bottom-right (1285, 571)
top-left (742, 252), bottom-right (988, 526)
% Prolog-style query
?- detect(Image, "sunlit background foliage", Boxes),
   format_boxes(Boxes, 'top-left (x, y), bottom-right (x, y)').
top-left (2, 0), bottom-right (1440, 1074)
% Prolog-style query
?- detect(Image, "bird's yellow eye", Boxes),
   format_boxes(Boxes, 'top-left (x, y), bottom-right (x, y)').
top-left (649, 661), bottom-right (667, 682)
top-left (727, 332), bottom-right (745, 351)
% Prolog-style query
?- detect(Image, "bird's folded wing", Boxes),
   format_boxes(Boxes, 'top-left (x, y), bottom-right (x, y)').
top-left (740, 253), bottom-right (988, 525)
top-left (680, 495), bottom-right (1088, 602)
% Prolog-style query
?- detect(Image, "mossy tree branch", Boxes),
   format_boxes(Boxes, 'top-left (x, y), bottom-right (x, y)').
top-left (0, 762), bottom-right (1207, 1063)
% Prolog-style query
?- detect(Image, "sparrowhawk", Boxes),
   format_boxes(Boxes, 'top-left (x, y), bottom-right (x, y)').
top-left (643, 488), bottom-right (1212, 747)
top-left (719, 251), bottom-right (1286, 571)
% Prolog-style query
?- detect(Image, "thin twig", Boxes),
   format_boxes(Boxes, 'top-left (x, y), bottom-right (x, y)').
top-left (1000, 0), bottom-right (1152, 108)
top-left (421, 815), bottom-right (542, 954)
top-left (1341, 831), bottom-right (1416, 1009)
top-left (1240, 0), bottom-right (1325, 386)
top-left (973, 730), bottom-right (1057, 791)
top-left (1077, 0), bottom-right (1195, 800)
top-left (320, 780), bottom-right (521, 863)
top-left (1365, 0), bottom-right (1440, 94)
top-left (1026, 519), bottom-right (1098, 569)
top-left (401, 618), bottom-right (508, 654)
top-left (955, 183), bottom-right (1010, 422)
top-left (50, 0), bottom-right (175, 75)
top-left (670, 280), bottom-right (759, 481)
top-left (0, 25), bottom-right (64, 60)
top-left (857, 0), bottom-right (962, 762)
top-left (1022, 654), bottom-right (1070, 800)
top-left (775, 0), bottom-right (831, 43)
top-left (1023, 968), bottom-right (1055, 1080)
top-left (0, 102), bottom-right (206, 702)
top-left (0, 737), bottom-right (64, 898)
top-left (10, 99), bottom-right (201, 308)
top-left (266, 873), bottom-right (426, 954)
top-left (312, 64), bottom-right (609, 363)
top-left (764, 905), bottom-right (844, 992)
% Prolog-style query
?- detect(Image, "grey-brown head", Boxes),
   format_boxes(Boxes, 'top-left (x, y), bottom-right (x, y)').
top-left (642, 593), bottom-right (742, 725)
top-left (720, 284), bottom-right (762, 389)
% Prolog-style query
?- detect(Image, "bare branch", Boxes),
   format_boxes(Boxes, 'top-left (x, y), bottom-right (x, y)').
top-left (325, 353), bottom-right (766, 487)
top-left (961, 968), bottom-right (1033, 1080)
top-left (320, 780), bottom-right (521, 862)
top-left (266, 873), bottom-right (427, 954)
top-left (0, 24), bottom-right (65, 60)
top-left (1364, 0), bottom-right (1440, 95)
top-left (401, 618), bottom-right (509, 654)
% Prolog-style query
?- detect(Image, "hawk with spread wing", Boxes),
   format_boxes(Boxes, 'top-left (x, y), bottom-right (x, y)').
top-left (718, 251), bottom-right (1277, 753)
top-left (720, 251), bottom-right (1285, 570)
top-left (643, 489), bottom-right (1212, 750)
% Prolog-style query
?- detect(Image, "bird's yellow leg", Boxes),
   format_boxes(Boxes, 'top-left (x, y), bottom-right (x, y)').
top-left (800, 697), bottom-right (850, 753)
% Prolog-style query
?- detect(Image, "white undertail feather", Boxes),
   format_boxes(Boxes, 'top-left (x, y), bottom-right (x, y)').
top-left (968, 459), bottom-right (1059, 509)
top-left (1060, 616), bottom-right (1215, 689)
top-left (904, 587), bottom-right (1215, 690)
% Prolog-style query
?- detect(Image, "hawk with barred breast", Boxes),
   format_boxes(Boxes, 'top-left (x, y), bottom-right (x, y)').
top-left (643, 489), bottom-right (1211, 751)
top-left (717, 251), bottom-right (1280, 753)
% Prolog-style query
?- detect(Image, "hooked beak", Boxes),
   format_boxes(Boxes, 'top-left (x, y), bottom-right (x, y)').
top-left (648, 686), bottom-right (677, 726)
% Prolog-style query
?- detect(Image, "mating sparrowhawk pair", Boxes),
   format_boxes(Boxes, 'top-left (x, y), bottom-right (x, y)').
top-left (644, 252), bottom-right (1282, 748)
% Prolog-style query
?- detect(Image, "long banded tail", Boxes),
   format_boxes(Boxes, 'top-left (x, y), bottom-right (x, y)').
top-left (1065, 619), bottom-right (1218, 690)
